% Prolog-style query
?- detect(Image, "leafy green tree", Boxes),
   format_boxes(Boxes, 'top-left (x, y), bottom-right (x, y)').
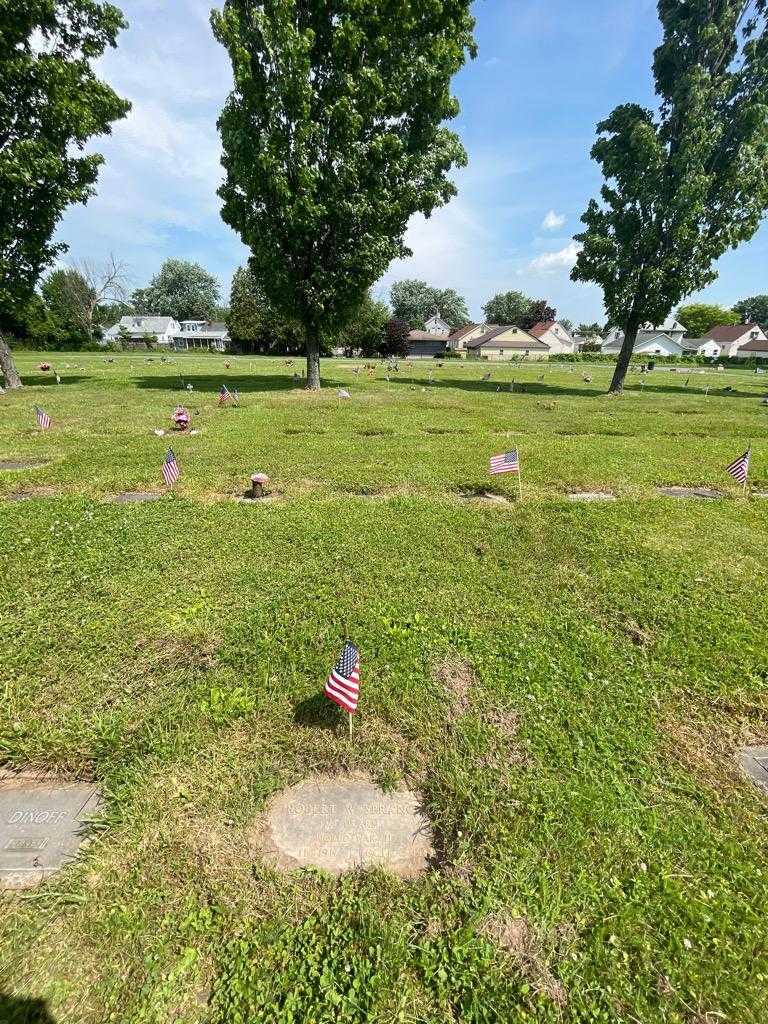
top-left (41, 269), bottom-right (92, 346)
top-left (390, 280), bottom-right (469, 331)
top-left (481, 290), bottom-right (533, 326)
top-left (733, 294), bottom-right (768, 326)
top-left (335, 293), bottom-right (390, 357)
top-left (676, 302), bottom-right (737, 337)
top-left (212, 2), bottom-right (476, 389)
top-left (577, 322), bottom-right (604, 338)
top-left (42, 256), bottom-right (128, 344)
top-left (133, 259), bottom-right (221, 324)
top-left (227, 264), bottom-right (305, 354)
top-left (0, 0), bottom-right (130, 388)
top-left (572, 0), bottom-right (768, 393)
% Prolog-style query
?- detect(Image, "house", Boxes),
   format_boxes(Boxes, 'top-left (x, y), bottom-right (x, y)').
top-left (446, 323), bottom-right (486, 355)
top-left (171, 320), bottom-right (230, 352)
top-left (573, 333), bottom-right (602, 351)
top-left (603, 318), bottom-right (687, 357)
top-left (104, 315), bottom-right (180, 347)
top-left (527, 320), bottom-right (575, 355)
top-left (466, 325), bottom-right (549, 361)
top-left (423, 312), bottom-right (451, 336)
top-left (681, 337), bottom-right (723, 358)
top-left (736, 330), bottom-right (768, 360)
top-left (406, 330), bottom-right (448, 358)
top-left (704, 324), bottom-right (767, 358)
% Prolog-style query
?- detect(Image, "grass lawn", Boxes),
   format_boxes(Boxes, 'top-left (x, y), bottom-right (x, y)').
top-left (1, 351), bottom-right (767, 1023)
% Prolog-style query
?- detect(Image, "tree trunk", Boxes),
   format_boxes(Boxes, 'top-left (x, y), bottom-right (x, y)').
top-left (0, 333), bottom-right (23, 389)
top-left (609, 321), bottom-right (640, 394)
top-left (305, 324), bottom-right (321, 390)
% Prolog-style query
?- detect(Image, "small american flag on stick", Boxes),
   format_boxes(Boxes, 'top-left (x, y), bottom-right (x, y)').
top-left (162, 448), bottom-right (180, 486)
top-left (325, 641), bottom-right (361, 716)
top-left (726, 448), bottom-right (751, 487)
top-left (218, 384), bottom-right (232, 405)
top-left (490, 449), bottom-right (520, 475)
top-left (35, 406), bottom-right (51, 430)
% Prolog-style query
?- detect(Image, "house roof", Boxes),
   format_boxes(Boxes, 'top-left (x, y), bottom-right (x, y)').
top-left (108, 315), bottom-right (176, 335)
top-left (705, 324), bottom-right (760, 343)
top-left (467, 325), bottom-right (547, 350)
top-left (681, 337), bottom-right (711, 351)
top-left (173, 321), bottom-right (229, 339)
top-left (408, 330), bottom-right (447, 343)
top-left (528, 320), bottom-right (570, 339)
top-left (739, 335), bottom-right (768, 352)
top-left (448, 323), bottom-right (481, 341)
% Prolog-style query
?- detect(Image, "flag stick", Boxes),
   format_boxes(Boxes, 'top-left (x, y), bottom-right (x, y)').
top-left (348, 712), bottom-right (353, 739)
top-left (518, 462), bottom-right (523, 502)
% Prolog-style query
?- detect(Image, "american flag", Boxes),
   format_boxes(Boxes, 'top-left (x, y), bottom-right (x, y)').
top-left (325, 641), bottom-right (361, 715)
top-left (35, 406), bottom-right (51, 430)
top-left (219, 384), bottom-right (232, 404)
top-left (490, 449), bottom-right (520, 475)
top-left (162, 448), bottom-right (180, 486)
top-left (726, 448), bottom-right (751, 485)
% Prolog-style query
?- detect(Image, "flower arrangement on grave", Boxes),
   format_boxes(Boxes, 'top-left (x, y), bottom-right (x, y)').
top-left (172, 405), bottom-right (190, 430)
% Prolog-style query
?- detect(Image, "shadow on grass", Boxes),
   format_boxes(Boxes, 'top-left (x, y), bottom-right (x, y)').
top-left (20, 375), bottom-right (89, 387)
top-left (0, 993), bottom-right (56, 1024)
top-left (387, 376), bottom-right (759, 399)
top-left (293, 693), bottom-right (344, 731)
top-left (132, 374), bottom-right (345, 394)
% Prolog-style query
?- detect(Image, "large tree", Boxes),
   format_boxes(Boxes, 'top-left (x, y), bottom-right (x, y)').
top-left (133, 259), bottom-right (221, 323)
top-left (43, 254), bottom-right (129, 343)
top-left (517, 298), bottom-right (557, 331)
top-left (676, 301), bottom-right (738, 337)
top-left (482, 289), bottom-right (534, 326)
top-left (227, 264), bottom-right (305, 354)
top-left (212, 2), bottom-right (476, 389)
top-left (389, 279), bottom-right (470, 331)
top-left (335, 292), bottom-right (390, 357)
top-left (733, 294), bottom-right (768, 326)
top-left (572, 0), bottom-right (768, 393)
top-left (0, 0), bottom-right (129, 388)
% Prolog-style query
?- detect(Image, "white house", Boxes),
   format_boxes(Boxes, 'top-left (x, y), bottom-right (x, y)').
top-left (446, 323), bottom-right (486, 354)
top-left (736, 330), bottom-right (768, 360)
top-left (104, 315), bottom-right (179, 347)
top-left (527, 320), bottom-right (575, 355)
top-left (681, 337), bottom-right (722, 358)
top-left (466, 325), bottom-right (549, 361)
top-left (104, 316), bottom-right (230, 352)
top-left (704, 324), bottom-right (767, 358)
top-left (603, 318), bottom-right (686, 356)
top-left (424, 312), bottom-right (451, 336)
top-left (171, 321), bottom-right (230, 352)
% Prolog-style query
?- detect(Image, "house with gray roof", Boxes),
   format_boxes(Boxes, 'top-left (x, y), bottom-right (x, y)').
top-left (103, 315), bottom-right (180, 347)
top-left (466, 325), bottom-right (548, 360)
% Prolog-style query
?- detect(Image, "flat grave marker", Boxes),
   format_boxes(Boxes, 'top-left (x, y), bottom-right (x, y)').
top-left (0, 460), bottom-right (46, 472)
top-left (256, 775), bottom-right (433, 878)
top-left (112, 491), bottom-right (163, 503)
top-left (737, 746), bottom-right (768, 796)
top-left (656, 486), bottom-right (722, 500)
top-left (567, 492), bottom-right (615, 502)
top-left (1, 777), bottom-right (102, 889)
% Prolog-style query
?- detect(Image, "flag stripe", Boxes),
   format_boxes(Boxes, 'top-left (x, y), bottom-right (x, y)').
top-left (324, 641), bottom-right (361, 715)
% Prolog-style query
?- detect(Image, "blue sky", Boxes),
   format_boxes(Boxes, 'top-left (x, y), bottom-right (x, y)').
top-left (59, 0), bottom-right (768, 325)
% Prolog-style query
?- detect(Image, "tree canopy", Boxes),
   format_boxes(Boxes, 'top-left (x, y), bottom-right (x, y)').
top-left (517, 299), bottom-right (557, 331)
top-left (572, 0), bottom-right (768, 393)
top-left (733, 294), bottom-right (768, 326)
top-left (676, 302), bottom-right (737, 338)
top-left (133, 259), bottom-right (221, 323)
top-left (389, 279), bottom-right (470, 331)
top-left (212, 1), bottom-right (476, 388)
top-left (0, 0), bottom-right (130, 387)
top-left (334, 293), bottom-right (390, 358)
top-left (482, 290), bottom-right (534, 326)
top-left (228, 264), bottom-right (306, 354)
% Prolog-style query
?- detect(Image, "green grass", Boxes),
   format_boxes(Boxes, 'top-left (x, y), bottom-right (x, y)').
top-left (1, 352), bottom-right (767, 1023)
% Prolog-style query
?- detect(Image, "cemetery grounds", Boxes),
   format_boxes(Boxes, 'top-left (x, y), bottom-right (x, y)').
top-left (1, 351), bottom-right (767, 1023)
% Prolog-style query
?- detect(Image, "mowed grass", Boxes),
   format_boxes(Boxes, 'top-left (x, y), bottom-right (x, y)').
top-left (1, 351), bottom-right (767, 1024)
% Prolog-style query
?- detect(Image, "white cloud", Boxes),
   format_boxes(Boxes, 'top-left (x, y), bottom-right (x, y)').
top-left (542, 210), bottom-right (566, 231)
top-left (528, 242), bottom-right (582, 274)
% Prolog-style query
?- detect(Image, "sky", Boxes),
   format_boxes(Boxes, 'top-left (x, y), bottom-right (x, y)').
top-left (59, 0), bottom-right (768, 326)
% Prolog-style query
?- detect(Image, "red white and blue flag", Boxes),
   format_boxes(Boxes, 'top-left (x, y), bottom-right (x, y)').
top-left (162, 448), bottom-right (180, 486)
top-left (325, 641), bottom-right (361, 714)
top-left (35, 406), bottom-right (51, 430)
top-left (726, 448), bottom-right (751, 486)
top-left (490, 449), bottom-right (520, 476)
top-left (218, 384), bottom-right (232, 405)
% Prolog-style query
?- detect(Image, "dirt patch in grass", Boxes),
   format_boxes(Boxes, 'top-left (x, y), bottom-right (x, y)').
top-left (133, 633), bottom-right (220, 672)
top-left (0, 459), bottom-right (47, 471)
top-left (432, 654), bottom-right (476, 718)
top-left (483, 708), bottom-right (520, 739)
top-left (478, 912), bottom-right (567, 1007)
top-left (283, 428), bottom-right (327, 436)
top-left (422, 427), bottom-right (470, 436)
top-left (3, 486), bottom-right (60, 502)
top-left (357, 428), bottom-right (395, 437)
top-left (456, 486), bottom-right (513, 506)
